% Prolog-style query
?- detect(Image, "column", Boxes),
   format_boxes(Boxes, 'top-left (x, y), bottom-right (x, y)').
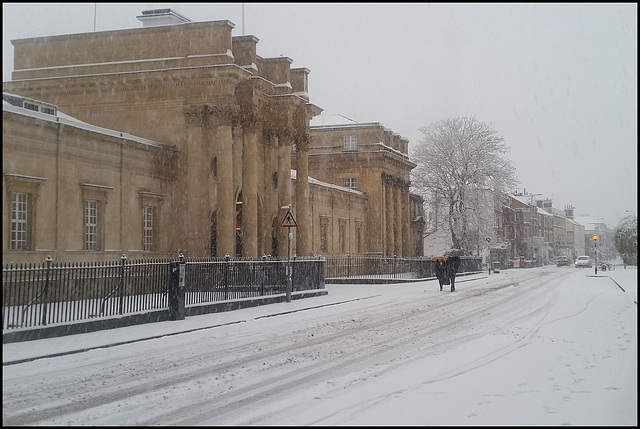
top-left (276, 126), bottom-right (292, 258)
top-left (395, 184), bottom-right (403, 257)
top-left (183, 105), bottom-right (215, 256)
top-left (294, 131), bottom-right (311, 256)
top-left (212, 104), bottom-right (239, 257)
top-left (384, 177), bottom-right (394, 256)
top-left (241, 112), bottom-right (259, 257)
top-left (262, 129), bottom-right (278, 256)
top-left (402, 182), bottom-right (411, 256)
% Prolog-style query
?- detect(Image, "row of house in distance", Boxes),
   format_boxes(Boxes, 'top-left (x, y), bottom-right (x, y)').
top-left (487, 191), bottom-right (614, 268)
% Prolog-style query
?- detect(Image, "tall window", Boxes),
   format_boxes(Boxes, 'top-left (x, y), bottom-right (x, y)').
top-left (139, 191), bottom-right (163, 253)
top-left (355, 223), bottom-right (362, 253)
top-left (339, 221), bottom-right (346, 252)
top-left (143, 206), bottom-right (155, 251)
top-left (11, 192), bottom-right (29, 250)
top-left (343, 135), bottom-right (357, 152)
top-left (343, 178), bottom-right (357, 190)
top-left (85, 200), bottom-right (100, 250)
top-left (5, 174), bottom-right (44, 251)
top-left (80, 183), bottom-right (111, 252)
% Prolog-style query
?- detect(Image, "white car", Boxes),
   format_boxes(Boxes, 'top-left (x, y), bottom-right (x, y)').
top-left (575, 255), bottom-right (592, 268)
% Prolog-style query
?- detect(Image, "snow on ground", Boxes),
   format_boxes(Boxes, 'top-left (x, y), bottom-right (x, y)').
top-left (2, 262), bottom-right (637, 426)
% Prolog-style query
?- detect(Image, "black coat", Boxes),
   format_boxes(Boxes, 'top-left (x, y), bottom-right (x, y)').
top-left (434, 260), bottom-right (445, 278)
top-left (447, 256), bottom-right (461, 275)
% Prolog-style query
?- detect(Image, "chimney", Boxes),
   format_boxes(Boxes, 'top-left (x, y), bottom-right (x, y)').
top-left (137, 9), bottom-right (192, 27)
top-left (564, 205), bottom-right (574, 220)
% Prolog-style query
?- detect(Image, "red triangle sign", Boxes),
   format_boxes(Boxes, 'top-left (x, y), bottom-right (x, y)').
top-left (281, 210), bottom-right (298, 227)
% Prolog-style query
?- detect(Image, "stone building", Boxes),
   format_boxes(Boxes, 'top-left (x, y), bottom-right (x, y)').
top-left (2, 9), bottom-right (423, 264)
top-left (306, 118), bottom-right (424, 257)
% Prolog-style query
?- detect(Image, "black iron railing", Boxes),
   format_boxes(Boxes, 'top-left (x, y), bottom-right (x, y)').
top-left (3, 254), bottom-right (482, 331)
top-left (2, 255), bottom-right (325, 330)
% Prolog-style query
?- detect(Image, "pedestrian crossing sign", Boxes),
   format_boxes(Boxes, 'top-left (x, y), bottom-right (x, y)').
top-left (281, 210), bottom-right (298, 227)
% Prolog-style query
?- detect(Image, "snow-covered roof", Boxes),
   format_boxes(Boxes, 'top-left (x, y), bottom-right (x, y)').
top-left (537, 208), bottom-right (553, 217)
top-left (511, 194), bottom-right (541, 206)
top-left (291, 169), bottom-right (364, 196)
top-left (310, 113), bottom-right (360, 127)
top-left (310, 113), bottom-right (409, 145)
top-left (573, 214), bottom-right (608, 230)
top-left (3, 92), bottom-right (173, 150)
top-left (136, 8), bottom-right (192, 27)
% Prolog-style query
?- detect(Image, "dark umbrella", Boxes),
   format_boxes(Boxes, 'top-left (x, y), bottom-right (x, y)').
top-left (444, 248), bottom-right (464, 257)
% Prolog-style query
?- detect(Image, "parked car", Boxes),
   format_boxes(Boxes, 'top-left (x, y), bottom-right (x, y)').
top-left (556, 255), bottom-right (570, 266)
top-left (575, 255), bottom-right (592, 268)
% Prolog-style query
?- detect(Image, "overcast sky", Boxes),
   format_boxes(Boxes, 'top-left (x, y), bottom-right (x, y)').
top-left (3, 3), bottom-right (637, 228)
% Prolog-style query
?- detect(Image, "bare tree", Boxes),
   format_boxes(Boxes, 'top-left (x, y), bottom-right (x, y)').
top-left (410, 116), bottom-right (518, 252)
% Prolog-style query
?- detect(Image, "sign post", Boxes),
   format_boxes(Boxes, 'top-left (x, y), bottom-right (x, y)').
top-left (281, 209), bottom-right (297, 302)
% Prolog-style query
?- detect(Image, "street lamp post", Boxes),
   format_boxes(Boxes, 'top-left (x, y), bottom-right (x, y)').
top-left (593, 234), bottom-right (598, 275)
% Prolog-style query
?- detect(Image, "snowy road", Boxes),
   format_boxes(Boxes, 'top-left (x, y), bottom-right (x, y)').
top-left (2, 266), bottom-right (637, 425)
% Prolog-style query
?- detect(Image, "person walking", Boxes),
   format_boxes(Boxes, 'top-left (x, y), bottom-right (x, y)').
top-left (447, 255), bottom-right (461, 292)
top-left (432, 256), bottom-right (448, 291)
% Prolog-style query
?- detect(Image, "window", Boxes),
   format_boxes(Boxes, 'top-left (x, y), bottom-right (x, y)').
top-left (85, 200), bottom-right (100, 250)
top-left (5, 173), bottom-right (45, 251)
top-left (22, 99), bottom-right (57, 115)
top-left (343, 135), bottom-right (357, 152)
top-left (343, 178), bottom-right (357, 190)
top-left (355, 223), bottom-right (362, 253)
top-left (11, 192), bottom-right (29, 250)
top-left (2, 94), bottom-right (57, 115)
top-left (139, 191), bottom-right (164, 253)
top-left (143, 206), bottom-right (155, 251)
top-left (339, 221), bottom-right (346, 252)
top-left (80, 183), bottom-right (112, 251)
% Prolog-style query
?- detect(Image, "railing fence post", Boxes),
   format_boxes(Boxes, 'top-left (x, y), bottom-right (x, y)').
top-left (41, 255), bottom-right (53, 325)
top-left (224, 254), bottom-right (230, 300)
top-left (393, 254), bottom-right (397, 279)
top-left (261, 254), bottom-right (266, 296)
top-left (118, 254), bottom-right (127, 315)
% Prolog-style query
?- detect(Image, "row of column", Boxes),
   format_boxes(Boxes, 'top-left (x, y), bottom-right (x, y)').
top-left (185, 103), bottom-right (312, 258)
top-left (383, 173), bottom-right (411, 257)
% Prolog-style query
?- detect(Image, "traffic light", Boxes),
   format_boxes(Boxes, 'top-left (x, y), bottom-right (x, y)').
top-left (593, 235), bottom-right (598, 240)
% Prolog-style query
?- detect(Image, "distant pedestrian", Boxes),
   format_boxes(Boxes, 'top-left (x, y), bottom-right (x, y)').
top-left (623, 253), bottom-right (628, 269)
top-left (432, 256), bottom-right (448, 291)
top-left (447, 255), bottom-right (461, 292)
